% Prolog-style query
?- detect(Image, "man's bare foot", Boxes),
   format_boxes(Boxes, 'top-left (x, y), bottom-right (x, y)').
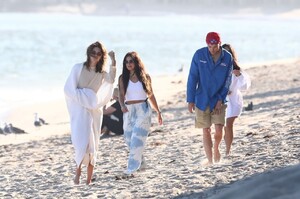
top-left (201, 159), bottom-right (213, 167)
top-left (225, 151), bottom-right (230, 157)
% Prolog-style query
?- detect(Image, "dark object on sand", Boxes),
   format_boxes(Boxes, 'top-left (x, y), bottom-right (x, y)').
top-left (245, 102), bottom-right (253, 111)
top-left (9, 123), bottom-right (27, 134)
top-left (3, 123), bottom-right (11, 134)
top-left (7, 123), bottom-right (27, 134)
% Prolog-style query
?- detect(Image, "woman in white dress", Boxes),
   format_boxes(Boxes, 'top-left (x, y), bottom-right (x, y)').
top-left (64, 41), bottom-right (116, 184)
top-left (222, 44), bottom-right (251, 156)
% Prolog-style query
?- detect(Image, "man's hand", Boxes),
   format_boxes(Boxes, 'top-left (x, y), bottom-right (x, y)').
top-left (213, 100), bottom-right (222, 115)
top-left (188, 103), bottom-right (195, 113)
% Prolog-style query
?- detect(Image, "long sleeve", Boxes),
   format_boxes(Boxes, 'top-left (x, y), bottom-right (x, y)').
top-left (95, 65), bottom-right (116, 108)
top-left (237, 71), bottom-right (251, 91)
top-left (103, 65), bottom-right (117, 84)
top-left (187, 53), bottom-right (199, 103)
top-left (217, 59), bottom-right (233, 103)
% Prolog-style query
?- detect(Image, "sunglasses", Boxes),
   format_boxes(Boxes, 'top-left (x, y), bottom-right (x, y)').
top-left (125, 60), bottom-right (134, 64)
top-left (90, 51), bottom-right (102, 57)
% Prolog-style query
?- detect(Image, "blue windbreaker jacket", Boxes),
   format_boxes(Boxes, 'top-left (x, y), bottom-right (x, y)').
top-left (187, 47), bottom-right (233, 111)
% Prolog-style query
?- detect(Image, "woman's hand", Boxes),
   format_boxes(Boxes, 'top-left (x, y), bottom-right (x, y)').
top-left (121, 106), bottom-right (128, 113)
top-left (233, 69), bottom-right (241, 77)
top-left (157, 112), bottom-right (163, 125)
top-left (108, 51), bottom-right (116, 66)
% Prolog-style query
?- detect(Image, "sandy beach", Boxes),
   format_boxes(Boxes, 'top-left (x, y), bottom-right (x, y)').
top-left (0, 59), bottom-right (299, 198)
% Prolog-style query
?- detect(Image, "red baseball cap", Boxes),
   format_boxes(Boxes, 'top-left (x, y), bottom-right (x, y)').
top-left (206, 32), bottom-right (221, 44)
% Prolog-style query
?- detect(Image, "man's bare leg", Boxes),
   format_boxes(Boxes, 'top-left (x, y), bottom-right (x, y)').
top-left (214, 124), bottom-right (223, 163)
top-left (202, 127), bottom-right (213, 164)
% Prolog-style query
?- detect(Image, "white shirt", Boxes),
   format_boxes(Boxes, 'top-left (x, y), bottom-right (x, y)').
top-left (125, 80), bottom-right (147, 102)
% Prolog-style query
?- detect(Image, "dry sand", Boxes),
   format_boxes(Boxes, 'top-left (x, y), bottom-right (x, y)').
top-left (0, 60), bottom-right (299, 198)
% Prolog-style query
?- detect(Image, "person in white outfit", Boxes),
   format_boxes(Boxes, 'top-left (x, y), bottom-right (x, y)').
top-left (64, 41), bottom-right (116, 185)
top-left (222, 44), bottom-right (251, 156)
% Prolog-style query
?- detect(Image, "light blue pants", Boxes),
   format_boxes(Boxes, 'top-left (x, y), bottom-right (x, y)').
top-left (123, 101), bottom-right (151, 174)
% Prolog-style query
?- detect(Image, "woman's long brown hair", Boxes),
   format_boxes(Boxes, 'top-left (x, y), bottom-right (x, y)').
top-left (84, 41), bottom-right (107, 73)
top-left (222, 43), bottom-right (241, 70)
top-left (121, 51), bottom-right (152, 96)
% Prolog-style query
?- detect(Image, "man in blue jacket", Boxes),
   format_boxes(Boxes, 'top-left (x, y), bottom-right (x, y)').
top-left (187, 32), bottom-right (232, 164)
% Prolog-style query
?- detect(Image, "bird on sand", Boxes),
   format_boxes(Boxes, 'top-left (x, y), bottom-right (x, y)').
top-left (7, 123), bottom-right (27, 134)
top-left (178, 64), bottom-right (184, 72)
top-left (3, 123), bottom-right (11, 134)
top-left (34, 113), bottom-right (49, 126)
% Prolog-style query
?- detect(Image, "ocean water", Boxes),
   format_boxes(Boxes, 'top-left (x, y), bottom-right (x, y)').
top-left (0, 13), bottom-right (299, 117)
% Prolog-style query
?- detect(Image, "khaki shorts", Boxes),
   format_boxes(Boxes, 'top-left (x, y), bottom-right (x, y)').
top-left (195, 105), bottom-right (227, 128)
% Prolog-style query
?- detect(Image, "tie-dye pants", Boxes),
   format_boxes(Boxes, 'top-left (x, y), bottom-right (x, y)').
top-left (123, 101), bottom-right (151, 174)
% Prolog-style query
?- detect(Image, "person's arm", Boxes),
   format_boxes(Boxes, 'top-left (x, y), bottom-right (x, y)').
top-left (214, 59), bottom-right (233, 114)
top-left (103, 104), bottom-right (117, 115)
top-left (217, 59), bottom-right (233, 103)
top-left (236, 70), bottom-right (251, 91)
top-left (187, 52), bottom-right (199, 113)
top-left (104, 51), bottom-right (117, 83)
top-left (147, 75), bottom-right (163, 125)
top-left (118, 75), bottom-right (128, 113)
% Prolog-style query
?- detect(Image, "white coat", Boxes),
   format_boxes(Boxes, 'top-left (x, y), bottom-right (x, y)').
top-left (64, 63), bottom-right (115, 167)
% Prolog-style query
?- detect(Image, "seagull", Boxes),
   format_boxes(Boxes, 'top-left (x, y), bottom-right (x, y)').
top-left (3, 123), bottom-right (11, 134)
top-left (7, 123), bottom-right (27, 134)
top-left (178, 64), bottom-right (184, 72)
top-left (34, 113), bottom-right (49, 126)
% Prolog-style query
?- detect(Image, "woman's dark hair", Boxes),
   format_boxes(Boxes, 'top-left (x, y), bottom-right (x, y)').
top-left (121, 52), bottom-right (152, 96)
top-left (84, 41), bottom-right (107, 73)
top-left (222, 43), bottom-right (241, 70)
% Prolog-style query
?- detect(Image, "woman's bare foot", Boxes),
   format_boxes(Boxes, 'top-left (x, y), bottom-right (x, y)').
top-left (74, 168), bottom-right (81, 185)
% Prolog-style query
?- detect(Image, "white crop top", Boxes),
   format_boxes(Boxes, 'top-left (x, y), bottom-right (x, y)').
top-left (125, 80), bottom-right (147, 102)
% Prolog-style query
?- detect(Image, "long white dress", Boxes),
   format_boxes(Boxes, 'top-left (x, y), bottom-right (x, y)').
top-left (64, 63), bottom-right (116, 167)
top-left (226, 71), bottom-right (251, 118)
